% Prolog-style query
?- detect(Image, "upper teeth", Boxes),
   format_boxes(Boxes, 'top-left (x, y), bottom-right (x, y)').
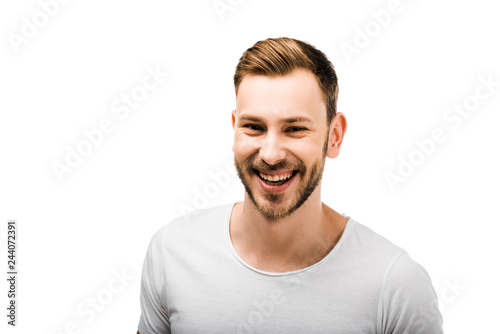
top-left (259, 171), bottom-right (293, 181)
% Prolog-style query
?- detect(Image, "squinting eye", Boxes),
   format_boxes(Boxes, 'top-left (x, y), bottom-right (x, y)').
top-left (286, 127), bottom-right (305, 132)
top-left (243, 124), bottom-right (263, 131)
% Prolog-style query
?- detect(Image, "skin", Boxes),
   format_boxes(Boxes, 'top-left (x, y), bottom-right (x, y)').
top-left (136, 68), bottom-right (348, 332)
top-left (230, 68), bottom-right (348, 273)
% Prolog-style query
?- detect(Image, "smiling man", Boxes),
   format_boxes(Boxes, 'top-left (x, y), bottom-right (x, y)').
top-left (137, 37), bottom-right (443, 334)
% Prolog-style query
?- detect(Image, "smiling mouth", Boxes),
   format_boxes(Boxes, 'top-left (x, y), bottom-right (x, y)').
top-left (254, 169), bottom-right (298, 186)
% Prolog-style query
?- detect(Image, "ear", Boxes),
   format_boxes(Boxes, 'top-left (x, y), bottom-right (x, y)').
top-left (326, 112), bottom-right (347, 159)
top-left (231, 109), bottom-right (237, 129)
top-left (231, 109), bottom-right (237, 153)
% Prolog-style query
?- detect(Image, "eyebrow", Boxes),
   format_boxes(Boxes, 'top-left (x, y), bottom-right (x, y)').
top-left (238, 115), bottom-right (314, 125)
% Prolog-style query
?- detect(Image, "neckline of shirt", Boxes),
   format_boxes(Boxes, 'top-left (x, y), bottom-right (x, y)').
top-left (224, 201), bottom-right (354, 277)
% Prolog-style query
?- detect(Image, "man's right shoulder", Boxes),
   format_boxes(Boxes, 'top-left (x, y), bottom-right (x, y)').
top-left (147, 201), bottom-right (234, 247)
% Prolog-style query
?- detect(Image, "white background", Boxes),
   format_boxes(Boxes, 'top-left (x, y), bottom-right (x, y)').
top-left (1, 0), bottom-right (499, 333)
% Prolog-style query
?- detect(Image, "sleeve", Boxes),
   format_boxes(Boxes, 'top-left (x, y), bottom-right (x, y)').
top-left (137, 227), bottom-right (171, 334)
top-left (377, 251), bottom-right (444, 334)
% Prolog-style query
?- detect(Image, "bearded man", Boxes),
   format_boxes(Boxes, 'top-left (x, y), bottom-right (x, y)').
top-left (136, 37), bottom-right (444, 334)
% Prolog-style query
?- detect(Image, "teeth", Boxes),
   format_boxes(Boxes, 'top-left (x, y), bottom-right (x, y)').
top-left (258, 171), bottom-right (293, 182)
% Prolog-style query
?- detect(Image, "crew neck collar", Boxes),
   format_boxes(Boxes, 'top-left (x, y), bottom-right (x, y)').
top-left (224, 201), bottom-right (353, 277)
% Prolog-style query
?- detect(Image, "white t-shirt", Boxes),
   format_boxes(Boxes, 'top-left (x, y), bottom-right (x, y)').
top-left (138, 202), bottom-right (443, 334)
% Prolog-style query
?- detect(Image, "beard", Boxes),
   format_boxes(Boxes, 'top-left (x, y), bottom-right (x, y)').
top-left (234, 133), bottom-right (329, 221)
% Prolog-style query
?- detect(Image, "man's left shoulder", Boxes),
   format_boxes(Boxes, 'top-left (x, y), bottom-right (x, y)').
top-left (345, 218), bottom-right (407, 262)
top-left (345, 219), bottom-right (443, 332)
top-left (342, 219), bottom-right (431, 284)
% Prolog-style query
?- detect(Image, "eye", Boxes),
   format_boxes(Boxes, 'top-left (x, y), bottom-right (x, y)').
top-left (285, 126), bottom-right (306, 133)
top-left (243, 124), bottom-right (264, 131)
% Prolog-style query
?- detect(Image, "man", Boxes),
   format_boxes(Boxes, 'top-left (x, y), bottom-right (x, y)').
top-left (137, 37), bottom-right (443, 333)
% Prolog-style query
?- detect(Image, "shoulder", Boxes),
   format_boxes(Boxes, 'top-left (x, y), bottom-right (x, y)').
top-left (347, 219), bottom-right (403, 252)
top-left (345, 220), bottom-right (431, 282)
top-left (345, 219), bottom-right (435, 291)
top-left (168, 201), bottom-right (234, 230)
top-left (343, 220), bottom-right (443, 332)
top-left (147, 201), bottom-right (235, 250)
top-left (384, 251), bottom-right (433, 287)
top-left (342, 219), bottom-right (407, 270)
top-left (347, 221), bottom-right (445, 333)
top-left (376, 252), bottom-right (443, 333)
top-left (379, 251), bottom-right (437, 305)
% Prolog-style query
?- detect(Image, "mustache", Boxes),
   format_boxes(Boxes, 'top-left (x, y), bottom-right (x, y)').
top-left (243, 154), bottom-right (306, 172)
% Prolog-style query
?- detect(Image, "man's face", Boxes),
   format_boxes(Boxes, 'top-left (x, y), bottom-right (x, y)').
top-left (232, 68), bottom-right (331, 220)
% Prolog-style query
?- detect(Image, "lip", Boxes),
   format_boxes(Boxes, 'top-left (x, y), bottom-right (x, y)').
top-left (254, 169), bottom-right (298, 194)
top-left (255, 168), bottom-right (296, 176)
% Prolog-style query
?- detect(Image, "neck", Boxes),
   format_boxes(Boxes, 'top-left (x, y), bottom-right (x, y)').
top-left (230, 190), bottom-right (348, 272)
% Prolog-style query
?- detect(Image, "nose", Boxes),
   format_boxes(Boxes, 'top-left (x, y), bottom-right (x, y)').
top-left (259, 132), bottom-right (286, 166)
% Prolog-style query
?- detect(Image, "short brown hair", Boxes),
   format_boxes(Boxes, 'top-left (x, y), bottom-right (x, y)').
top-left (233, 37), bottom-right (339, 125)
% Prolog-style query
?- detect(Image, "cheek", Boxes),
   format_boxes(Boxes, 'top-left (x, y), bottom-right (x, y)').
top-left (234, 133), bottom-right (258, 156)
top-left (291, 139), bottom-right (314, 151)
top-left (289, 140), bottom-right (319, 162)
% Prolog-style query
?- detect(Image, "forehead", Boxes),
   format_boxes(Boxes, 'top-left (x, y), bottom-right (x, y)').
top-left (236, 68), bottom-right (326, 122)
